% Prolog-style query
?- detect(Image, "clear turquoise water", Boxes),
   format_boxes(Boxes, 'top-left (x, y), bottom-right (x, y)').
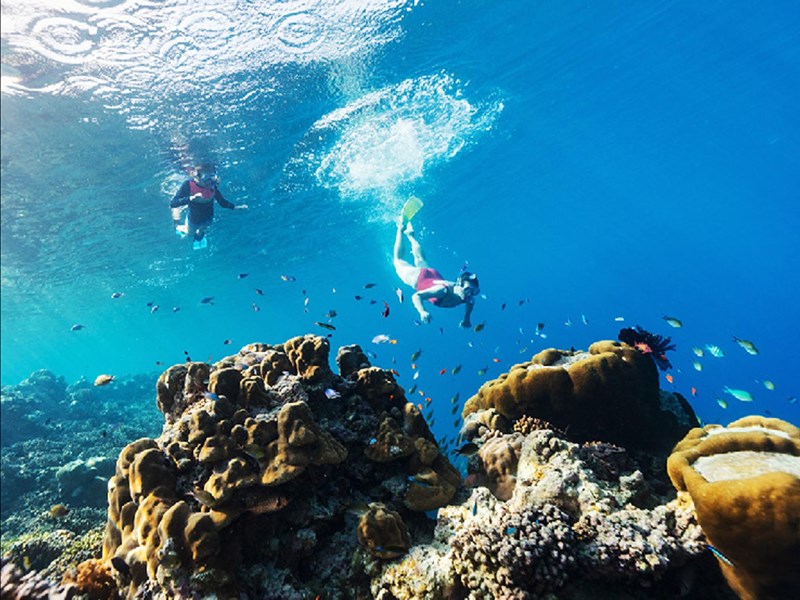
top-left (2, 0), bottom-right (798, 441)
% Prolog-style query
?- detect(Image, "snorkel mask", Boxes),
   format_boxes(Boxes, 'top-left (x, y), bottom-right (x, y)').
top-left (459, 272), bottom-right (480, 298)
top-left (194, 165), bottom-right (219, 188)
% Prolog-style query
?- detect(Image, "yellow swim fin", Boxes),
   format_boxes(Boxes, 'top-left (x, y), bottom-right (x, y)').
top-left (402, 196), bottom-right (424, 221)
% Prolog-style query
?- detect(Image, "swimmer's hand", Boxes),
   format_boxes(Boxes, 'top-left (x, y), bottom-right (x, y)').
top-left (459, 319), bottom-right (471, 329)
top-left (419, 311), bottom-right (432, 324)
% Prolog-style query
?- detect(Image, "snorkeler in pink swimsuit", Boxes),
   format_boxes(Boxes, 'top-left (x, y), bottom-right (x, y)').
top-left (393, 221), bottom-right (479, 326)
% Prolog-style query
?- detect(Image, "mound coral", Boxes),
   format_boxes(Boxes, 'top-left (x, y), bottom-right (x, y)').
top-left (667, 416), bottom-right (800, 600)
top-left (461, 340), bottom-right (696, 453)
top-left (98, 335), bottom-right (459, 598)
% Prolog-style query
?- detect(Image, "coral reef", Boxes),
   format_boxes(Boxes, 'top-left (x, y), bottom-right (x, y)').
top-left (461, 340), bottom-right (697, 454)
top-left (1, 557), bottom-right (78, 599)
top-left (98, 335), bottom-right (459, 598)
top-left (667, 416), bottom-right (800, 600)
top-left (369, 427), bottom-right (716, 599)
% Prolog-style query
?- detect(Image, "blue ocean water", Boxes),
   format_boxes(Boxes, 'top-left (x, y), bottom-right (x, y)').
top-left (2, 0), bottom-right (798, 448)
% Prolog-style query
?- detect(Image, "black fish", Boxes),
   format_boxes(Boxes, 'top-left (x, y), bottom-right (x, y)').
top-left (70, 324), bottom-right (85, 331)
top-left (354, 295), bottom-right (363, 301)
top-left (255, 288), bottom-right (265, 296)
top-left (314, 322), bottom-right (336, 331)
top-left (237, 273), bottom-right (248, 279)
top-left (111, 292), bottom-right (123, 299)
top-left (364, 283), bottom-right (376, 288)
top-left (200, 297), bottom-right (214, 304)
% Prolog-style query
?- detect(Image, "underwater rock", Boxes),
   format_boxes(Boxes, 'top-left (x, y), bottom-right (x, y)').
top-left (462, 340), bottom-right (697, 454)
top-left (56, 457), bottom-right (115, 509)
top-left (98, 336), bottom-right (459, 599)
top-left (667, 416), bottom-right (800, 600)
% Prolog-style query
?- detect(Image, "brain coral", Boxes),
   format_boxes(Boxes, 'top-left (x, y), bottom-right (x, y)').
top-left (462, 340), bottom-right (697, 453)
top-left (667, 415), bottom-right (800, 600)
top-left (98, 335), bottom-right (459, 599)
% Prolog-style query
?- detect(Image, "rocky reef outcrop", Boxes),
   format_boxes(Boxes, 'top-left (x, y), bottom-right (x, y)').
top-left (367, 426), bottom-right (729, 599)
top-left (93, 335), bottom-right (459, 599)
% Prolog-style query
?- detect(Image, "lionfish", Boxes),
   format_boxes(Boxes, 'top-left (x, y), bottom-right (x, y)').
top-left (618, 326), bottom-right (675, 371)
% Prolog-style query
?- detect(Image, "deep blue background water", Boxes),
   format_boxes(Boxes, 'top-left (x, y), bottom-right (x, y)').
top-left (2, 0), bottom-right (798, 443)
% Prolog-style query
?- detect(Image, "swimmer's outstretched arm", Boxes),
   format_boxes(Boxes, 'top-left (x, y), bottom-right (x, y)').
top-left (460, 300), bottom-right (474, 329)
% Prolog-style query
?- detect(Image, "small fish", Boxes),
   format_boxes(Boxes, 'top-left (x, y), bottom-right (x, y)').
top-left (477, 366), bottom-right (488, 375)
top-left (372, 334), bottom-right (391, 344)
top-left (223, 339), bottom-right (232, 345)
top-left (94, 374), bottom-right (115, 387)
top-left (70, 323), bottom-right (86, 331)
top-left (366, 351), bottom-right (377, 359)
top-left (110, 556), bottom-right (131, 578)
top-left (501, 303), bottom-right (506, 311)
top-left (354, 295), bottom-right (363, 301)
top-left (724, 386), bottom-right (753, 402)
top-left (705, 344), bottom-right (724, 358)
top-left (663, 316), bottom-right (683, 328)
top-left (411, 349), bottom-right (422, 361)
top-left (439, 368), bottom-right (447, 375)
top-left (581, 314), bottom-right (589, 325)
top-left (492, 358), bottom-right (501, 363)
top-left (564, 318), bottom-right (573, 327)
top-left (451, 364), bottom-right (462, 375)
top-left (450, 393), bottom-right (460, 404)
top-left (413, 371), bottom-right (420, 380)
top-left (733, 337), bottom-right (759, 355)
top-left (324, 388), bottom-right (341, 399)
top-left (200, 296), bottom-right (215, 304)
top-left (408, 385), bottom-right (417, 395)
top-left (505, 526), bottom-right (518, 535)
top-left (255, 288), bottom-right (265, 296)
top-left (237, 273), bottom-right (248, 279)
top-left (304, 297), bottom-right (310, 310)
top-left (382, 302), bottom-right (390, 318)
top-left (691, 387), bottom-right (697, 396)
top-left (763, 380), bottom-right (775, 391)
top-left (473, 322), bottom-right (486, 332)
top-left (716, 397), bottom-right (728, 409)
top-left (707, 544), bottom-right (734, 567)
top-left (111, 292), bottom-right (124, 299)
top-left (49, 503), bottom-right (69, 518)
top-left (788, 396), bottom-right (797, 404)
top-left (324, 310), bottom-right (337, 319)
top-left (455, 442), bottom-right (479, 456)
top-left (203, 391), bottom-right (220, 402)
top-left (691, 346), bottom-right (704, 357)
top-left (252, 303), bottom-right (260, 312)
top-left (146, 302), bottom-right (154, 307)
top-left (472, 499), bottom-right (478, 516)
top-left (518, 299), bottom-right (527, 306)
top-left (395, 287), bottom-right (404, 303)
top-left (364, 283), bottom-right (376, 288)
top-left (281, 275), bottom-right (296, 282)
top-left (451, 404), bottom-right (460, 415)
top-left (614, 316), bottom-right (625, 322)
top-left (692, 360), bottom-right (703, 372)
top-left (315, 321), bottom-right (336, 331)
top-left (150, 305), bottom-right (159, 314)
top-left (368, 437), bottom-right (378, 445)
top-left (172, 306), bottom-right (180, 313)
top-left (243, 444), bottom-right (267, 460)
top-left (666, 374), bottom-right (674, 384)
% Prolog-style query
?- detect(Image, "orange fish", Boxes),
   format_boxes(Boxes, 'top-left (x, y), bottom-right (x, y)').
top-left (417, 403), bottom-right (423, 410)
top-left (389, 339), bottom-right (398, 344)
top-left (666, 374), bottom-right (674, 384)
top-left (411, 363), bottom-right (417, 369)
top-left (691, 387), bottom-right (697, 396)
top-left (424, 397), bottom-right (431, 404)
top-left (439, 368), bottom-right (447, 375)
top-left (492, 358), bottom-right (501, 363)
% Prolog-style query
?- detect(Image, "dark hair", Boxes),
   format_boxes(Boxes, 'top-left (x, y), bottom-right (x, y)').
top-left (459, 271), bottom-right (480, 290)
top-left (195, 163), bottom-right (216, 176)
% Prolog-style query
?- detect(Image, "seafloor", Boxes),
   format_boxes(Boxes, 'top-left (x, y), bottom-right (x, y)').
top-left (2, 334), bottom-right (796, 599)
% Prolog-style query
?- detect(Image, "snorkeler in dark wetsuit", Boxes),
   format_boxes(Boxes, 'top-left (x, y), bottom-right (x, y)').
top-left (170, 164), bottom-right (247, 249)
top-left (393, 220), bottom-right (480, 327)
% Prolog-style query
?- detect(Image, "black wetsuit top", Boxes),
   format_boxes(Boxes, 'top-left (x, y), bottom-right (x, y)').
top-left (169, 180), bottom-right (235, 226)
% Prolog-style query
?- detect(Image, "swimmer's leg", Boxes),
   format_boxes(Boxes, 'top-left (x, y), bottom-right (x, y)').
top-left (393, 221), bottom-right (420, 287)
top-left (404, 223), bottom-right (429, 268)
